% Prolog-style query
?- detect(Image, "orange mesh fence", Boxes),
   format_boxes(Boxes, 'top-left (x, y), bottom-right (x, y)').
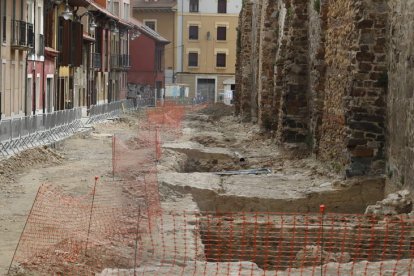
top-left (111, 130), bottom-right (161, 215)
top-left (11, 106), bottom-right (414, 275)
top-left (146, 101), bottom-right (187, 140)
top-left (11, 205), bottom-right (414, 275)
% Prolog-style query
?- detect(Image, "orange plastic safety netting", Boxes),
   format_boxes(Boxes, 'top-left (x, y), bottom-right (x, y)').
top-left (10, 105), bottom-right (414, 275)
top-left (11, 207), bottom-right (414, 275)
top-left (146, 101), bottom-right (187, 140)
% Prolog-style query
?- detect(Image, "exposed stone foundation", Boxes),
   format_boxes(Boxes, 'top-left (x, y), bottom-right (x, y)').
top-left (235, 0), bottom-right (389, 178)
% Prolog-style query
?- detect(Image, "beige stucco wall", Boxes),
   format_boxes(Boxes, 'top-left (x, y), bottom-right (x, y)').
top-left (132, 10), bottom-right (176, 71)
top-left (176, 73), bottom-right (233, 99)
top-left (1, 0), bottom-right (28, 118)
top-left (182, 14), bottom-right (238, 75)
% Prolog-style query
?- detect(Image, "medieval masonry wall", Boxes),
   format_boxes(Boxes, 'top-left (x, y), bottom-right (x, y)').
top-left (387, 0), bottom-right (414, 191)
top-left (236, 0), bottom-right (394, 180)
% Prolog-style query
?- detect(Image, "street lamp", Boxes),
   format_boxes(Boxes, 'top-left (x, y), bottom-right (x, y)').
top-left (76, 11), bottom-right (98, 33)
top-left (130, 30), bottom-right (141, 40)
top-left (89, 16), bottom-right (98, 32)
top-left (110, 20), bottom-right (119, 33)
top-left (61, 0), bottom-right (73, 20)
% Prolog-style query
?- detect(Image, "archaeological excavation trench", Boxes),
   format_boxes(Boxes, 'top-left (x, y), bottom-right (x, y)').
top-left (150, 112), bottom-right (407, 272)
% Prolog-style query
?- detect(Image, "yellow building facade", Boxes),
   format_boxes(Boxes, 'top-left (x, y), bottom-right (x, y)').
top-left (178, 12), bottom-right (239, 101)
top-left (133, 0), bottom-right (242, 102)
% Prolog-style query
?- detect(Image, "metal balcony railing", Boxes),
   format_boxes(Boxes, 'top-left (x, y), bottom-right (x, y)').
top-left (110, 54), bottom-right (119, 69)
top-left (120, 54), bottom-right (131, 68)
top-left (111, 54), bottom-right (131, 70)
top-left (11, 20), bottom-right (34, 50)
top-left (92, 53), bottom-right (102, 69)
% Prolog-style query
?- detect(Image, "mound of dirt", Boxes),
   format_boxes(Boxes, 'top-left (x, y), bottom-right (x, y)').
top-left (0, 147), bottom-right (64, 185)
top-left (198, 103), bottom-right (233, 120)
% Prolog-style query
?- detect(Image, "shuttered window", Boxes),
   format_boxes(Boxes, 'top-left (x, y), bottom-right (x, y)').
top-left (72, 21), bottom-right (83, 66)
top-left (216, 53), bottom-right (226, 67)
top-left (188, 52), bottom-right (198, 67)
top-left (58, 18), bottom-right (83, 67)
top-left (218, 0), bottom-right (227, 13)
top-left (189, 25), bottom-right (198, 40)
top-left (217, 27), bottom-right (226, 41)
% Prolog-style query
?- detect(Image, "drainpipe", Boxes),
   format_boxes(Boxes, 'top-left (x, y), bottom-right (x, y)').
top-left (32, 0), bottom-right (37, 116)
top-left (0, 1), bottom-right (2, 119)
top-left (42, 0), bottom-right (46, 113)
top-left (24, 2), bottom-right (29, 116)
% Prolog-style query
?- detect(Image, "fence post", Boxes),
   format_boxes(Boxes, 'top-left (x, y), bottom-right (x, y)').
top-left (7, 184), bottom-right (44, 275)
top-left (320, 204), bottom-right (326, 276)
top-left (85, 176), bottom-right (99, 257)
top-left (112, 135), bottom-right (116, 180)
top-left (134, 206), bottom-right (141, 276)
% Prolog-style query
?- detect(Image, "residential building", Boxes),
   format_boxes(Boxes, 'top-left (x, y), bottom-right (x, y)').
top-left (176, 0), bottom-right (241, 102)
top-left (133, 0), bottom-right (241, 102)
top-left (132, 0), bottom-right (177, 85)
top-left (128, 18), bottom-right (169, 99)
top-left (0, 0), bottom-right (34, 118)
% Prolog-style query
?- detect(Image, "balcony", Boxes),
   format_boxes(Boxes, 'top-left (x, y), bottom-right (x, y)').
top-left (111, 54), bottom-right (131, 70)
top-left (92, 53), bottom-right (102, 69)
top-left (11, 20), bottom-right (34, 50)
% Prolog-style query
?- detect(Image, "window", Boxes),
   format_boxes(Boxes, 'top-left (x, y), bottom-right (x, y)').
top-left (124, 3), bottom-right (130, 20)
top-left (216, 53), bottom-right (226, 67)
top-left (113, 1), bottom-right (120, 16)
top-left (189, 25), bottom-right (199, 40)
top-left (189, 0), bottom-right (199, 12)
top-left (218, 0), bottom-right (227, 13)
top-left (2, 1), bottom-right (6, 43)
top-left (188, 52), bottom-right (198, 67)
top-left (144, 20), bottom-right (156, 31)
top-left (217, 26), bottom-right (226, 41)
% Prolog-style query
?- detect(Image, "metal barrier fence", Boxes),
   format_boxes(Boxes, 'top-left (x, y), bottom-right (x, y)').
top-left (0, 98), bottom-right (158, 157)
top-left (87, 99), bottom-right (134, 125)
top-left (0, 108), bottom-right (82, 156)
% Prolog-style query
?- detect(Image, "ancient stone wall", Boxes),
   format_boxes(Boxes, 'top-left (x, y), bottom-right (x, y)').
top-left (236, 1), bottom-right (254, 121)
top-left (276, 0), bottom-right (310, 143)
top-left (307, 0), bottom-right (327, 153)
top-left (235, 0), bottom-right (389, 177)
top-left (387, 0), bottom-right (414, 191)
top-left (257, 0), bottom-right (279, 129)
top-left (317, 0), bottom-right (358, 166)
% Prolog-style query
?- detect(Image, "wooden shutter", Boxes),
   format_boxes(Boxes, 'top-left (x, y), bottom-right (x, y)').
top-left (59, 18), bottom-right (71, 66)
top-left (71, 21), bottom-right (83, 66)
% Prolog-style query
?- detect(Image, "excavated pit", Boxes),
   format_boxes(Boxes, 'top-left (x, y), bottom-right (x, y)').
top-left (159, 144), bottom-right (385, 214)
top-left (157, 113), bottom-right (389, 271)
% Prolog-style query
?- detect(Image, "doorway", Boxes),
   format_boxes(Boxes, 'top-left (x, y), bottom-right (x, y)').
top-left (197, 78), bottom-right (216, 103)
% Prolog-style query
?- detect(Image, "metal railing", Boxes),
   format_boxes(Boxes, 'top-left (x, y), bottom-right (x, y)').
top-left (11, 19), bottom-right (34, 49)
top-left (120, 54), bottom-right (131, 68)
top-left (110, 54), bottom-right (131, 69)
top-left (87, 99), bottom-right (136, 124)
top-left (0, 98), bottom-right (154, 157)
top-left (92, 52), bottom-right (102, 69)
top-left (0, 108), bottom-right (82, 156)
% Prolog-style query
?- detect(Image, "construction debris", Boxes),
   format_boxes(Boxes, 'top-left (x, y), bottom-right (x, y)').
top-left (365, 190), bottom-right (412, 216)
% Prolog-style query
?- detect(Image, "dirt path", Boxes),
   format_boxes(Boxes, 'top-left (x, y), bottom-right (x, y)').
top-left (0, 116), bottom-right (139, 275)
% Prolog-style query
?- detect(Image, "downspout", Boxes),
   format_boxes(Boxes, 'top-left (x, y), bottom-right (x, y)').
top-left (0, 0), bottom-right (3, 119)
top-left (32, 0), bottom-right (37, 115)
top-left (181, 0), bottom-right (183, 73)
top-left (24, 1), bottom-right (29, 116)
top-left (42, 0), bottom-right (45, 113)
top-left (172, 6), bottom-right (175, 84)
